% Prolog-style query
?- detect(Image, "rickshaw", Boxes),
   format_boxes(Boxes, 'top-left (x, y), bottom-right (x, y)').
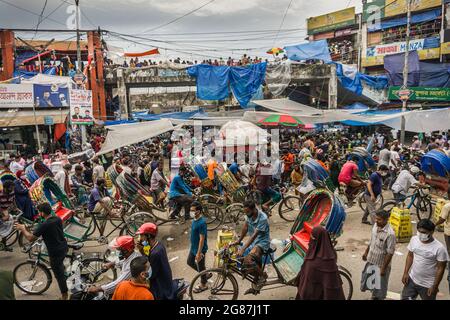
top-left (339, 147), bottom-right (383, 210)
top-left (189, 188), bottom-right (353, 300)
top-left (25, 161), bottom-right (54, 185)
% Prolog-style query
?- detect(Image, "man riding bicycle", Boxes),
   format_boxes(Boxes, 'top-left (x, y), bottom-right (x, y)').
top-left (391, 165), bottom-right (425, 203)
top-left (87, 235), bottom-right (142, 297)
top-left (253, 161), bottom-right (281, 213)
top-left (231, 200), bottom-right (271, 295)
top-left (338, 156), bottom-right (364, 203)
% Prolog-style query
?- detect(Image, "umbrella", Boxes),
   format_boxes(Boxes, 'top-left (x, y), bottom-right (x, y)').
top-left (258, 114), bottom-right (304, 127)
top-left (267, 47), bottom-right (284, 55)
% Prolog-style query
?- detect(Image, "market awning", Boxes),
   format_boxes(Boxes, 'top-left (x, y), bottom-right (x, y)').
top-left (0, 109), bottom-right (69, 127)
top-left (98, 119), bottom-right (175, 155)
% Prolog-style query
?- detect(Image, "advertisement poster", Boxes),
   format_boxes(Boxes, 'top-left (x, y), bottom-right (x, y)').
top-left (33, 84), bottom-right (69, 108)
top-left (69, 89), bottom-right (93, 125)
top-left (0, 84), bottom-right (34, 108)
top-left (307, 7), bottom-right (355, 35)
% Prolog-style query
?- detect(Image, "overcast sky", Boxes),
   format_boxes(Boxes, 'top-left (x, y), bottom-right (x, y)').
top-left (0, 0), bottom-right (362, 60)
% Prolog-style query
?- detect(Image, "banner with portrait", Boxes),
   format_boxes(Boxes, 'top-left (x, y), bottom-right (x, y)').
top-left (33, 84), bottom-right (69, 108)
top-left (69, 89), bottom-right (93, 125)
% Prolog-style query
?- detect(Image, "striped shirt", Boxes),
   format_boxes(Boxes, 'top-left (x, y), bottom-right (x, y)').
top-left (367, 223), bottom-right (396, 268)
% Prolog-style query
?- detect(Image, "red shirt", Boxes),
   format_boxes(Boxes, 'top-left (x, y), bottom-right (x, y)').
top-left (338, 162), bottom-right (357, 185)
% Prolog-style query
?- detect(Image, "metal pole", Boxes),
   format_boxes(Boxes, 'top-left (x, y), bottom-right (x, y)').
top-left (75, 0), bottom-right (87, 148)
top-left (32, 102), bottom-right (42, 156)
top-left (400, 0), bottom-right (411, 146)
top-left (440, 1), bottom-right (445, 63)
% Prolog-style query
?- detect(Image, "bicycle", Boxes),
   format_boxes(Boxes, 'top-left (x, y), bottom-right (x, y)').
top-left (13, 240), bottom-right (117, 295)
top-left (380, 186), bottom-right (433, 220)
top-left (189, 244), bottom-right (353, 300)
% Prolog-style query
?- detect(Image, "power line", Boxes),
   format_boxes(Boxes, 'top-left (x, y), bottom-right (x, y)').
top-left (140, 0), bottom-right (218, 33)
top-left (0, 0), bottom-right (67, 27)
top-left (273, 0), bottom-right (295, 47)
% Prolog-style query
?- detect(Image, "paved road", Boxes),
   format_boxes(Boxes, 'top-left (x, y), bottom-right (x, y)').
top-left (2, 191), bottom-right (449, 300)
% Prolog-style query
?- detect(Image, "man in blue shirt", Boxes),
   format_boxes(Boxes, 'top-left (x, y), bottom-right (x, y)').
top-left (168, 166), bottom-right (193, 220)
top-left (187, 201), bottom-right (211, 293)
top-left (232, 200), bottom-right (270, 295)
top-left (362, 165), bottom-right (389, 225)
top-left (88, 178), bottom-right (113, 214)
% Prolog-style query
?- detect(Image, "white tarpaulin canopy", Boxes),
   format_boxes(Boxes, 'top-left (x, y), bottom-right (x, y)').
top-left (21, 73), bottom-right (73, 85)
top-left (250, 98), bottom-right (450, 133)
top-left (98, 119), bottom-right (175, 155)
top-left (215, 120), bottom-right (269, 147)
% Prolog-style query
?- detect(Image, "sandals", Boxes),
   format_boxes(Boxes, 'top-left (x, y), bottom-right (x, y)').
top-left (193, 285), bottom-right (208, 294)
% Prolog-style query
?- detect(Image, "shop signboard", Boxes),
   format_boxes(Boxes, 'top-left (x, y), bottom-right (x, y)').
top-left (0, 84), bottom-right (34, 109)
top-left (384, 0), bottom-right (442, 18)
top-left (441, 42), bottom-right (450, 55)
top-left (307, 7), bottom-right (356, 35)
top-left (69, 89), bottom-right (93, 125)
top-left (388, 86), bottom-right (450, 101)
top-left (363, 0), bottom-right (442, 21)
top-left (334, 28), bottom-right (356, 38)
top-left (367, 38), bottom-right (426, 57)
top-left (33, 84), bottom-right (69, 108)
top-left (312, 31), bottom-right (335, 41)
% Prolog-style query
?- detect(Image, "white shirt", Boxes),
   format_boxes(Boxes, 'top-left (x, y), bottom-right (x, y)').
top-left (101, 251), bottom-right (142, 296)
top-left (92, 165), bottom-right (105, 183)
top-left (391, 170), bottom-right (417, 195)
top-left (121, 165), bottom-right (132, 175)
top-left (150, 168), bottom-right (165, 191)
top-left (408, 236), bottom-right (449, 288)
top-left (9, 161), bottom-right (24, 174)
top-left (54, 170), bottom-right (67, 190)
top-left (389, 151), bottom-right (400, 169)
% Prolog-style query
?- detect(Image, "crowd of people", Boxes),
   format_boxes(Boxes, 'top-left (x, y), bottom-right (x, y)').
top-left (1, 125), bottom-right (450, 300)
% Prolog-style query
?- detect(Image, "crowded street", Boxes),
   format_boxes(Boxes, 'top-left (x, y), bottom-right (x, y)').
top-left (1, 0), bottom-right (450, 305)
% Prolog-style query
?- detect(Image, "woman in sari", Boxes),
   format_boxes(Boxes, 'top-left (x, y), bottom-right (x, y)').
top-left (296, 226), bottom-right (345, 300)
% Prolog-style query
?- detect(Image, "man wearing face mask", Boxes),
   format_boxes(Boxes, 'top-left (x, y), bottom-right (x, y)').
top-left (362, 165), bottom-right (389, 225)
top-left (401, 219), bottom-right (449, 300)
top-left (15, 203), bottom-right (69, 300)
top-left (112, 256), bottom-right (154, 300)
top-left (361, 210), bottom-right (396, 300)
top-left (87, 235), bottom-right (141, 297)
top-left (136, 223), bottom-right (177, 300)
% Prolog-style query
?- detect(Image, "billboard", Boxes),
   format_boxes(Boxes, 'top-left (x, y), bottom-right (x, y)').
top-left (389, 86), bottom-right (450, 101)
top-left (363, 0), bottom-right (442, 21)
top-left (69, 89), bottom-right (93, 125)
top-left (307, 7), bottom-right (356, 35)
top-left (33, 84), bottom-right (69, 108)
top-left (0, 84), bottom-right (34, 109)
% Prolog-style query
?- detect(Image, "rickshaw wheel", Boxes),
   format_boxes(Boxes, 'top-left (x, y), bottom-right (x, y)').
top-left (189, 268), bottom-right (239, 300)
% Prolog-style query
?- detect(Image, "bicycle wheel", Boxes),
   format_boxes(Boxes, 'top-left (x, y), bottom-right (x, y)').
top-left (225, 203), bottom-right (245, 225)
top-left (278, 195), bottom-right (302, 222)
top-left (339, 269), bottom-right (353, 300)
top-left (121, 212), bottom-right (156, 237)
top-left (13, 262), bottom-right (52, 295)
top-left (381, 200), bottom-right (397, 214)
top-left (415, 198), bottom-right (433, 220)
top-left (203, 203), bottom-right (224, 231)
top-left (79, 257), bottom-right (117, 286)
top-left (189, 268), bottom-right (239, 300)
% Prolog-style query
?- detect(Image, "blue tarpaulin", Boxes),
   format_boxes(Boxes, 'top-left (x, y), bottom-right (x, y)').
top-left (187, 65), bottom-right (230, 101)
top-left (284, 40), bottom-right (332, 63)
top-left (384, 52), bottom-right (450, 87)
top-left (384, 51), bottom-right (420, 86)
top-left (368, 8), bottom-right (442, 32)
top-left (421, 150), bottom-right (450, 178)
top-left (105, 120), bottom-right (138, 126)
top-left (187, 63), bottom-right (267, 107)
top-left (334, 63), bottom-right (389, 96)
top-left (132, 110), bottom-right (206, 121)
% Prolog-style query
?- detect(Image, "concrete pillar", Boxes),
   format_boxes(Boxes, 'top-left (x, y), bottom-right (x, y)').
top-left (328, 63), bottom-right (338, 110)
top-left (87, 31), bottom-right (107, 120)
top-left (0, 30), bottom-right (15, 81)
top-left (116, 68), bottom-right (129, 119)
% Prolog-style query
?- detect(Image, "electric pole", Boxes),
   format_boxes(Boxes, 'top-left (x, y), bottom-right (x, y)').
top-left (400, 0), bottom-right (411, 145)
top-left (75, 0), bottom-right (87, 148)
